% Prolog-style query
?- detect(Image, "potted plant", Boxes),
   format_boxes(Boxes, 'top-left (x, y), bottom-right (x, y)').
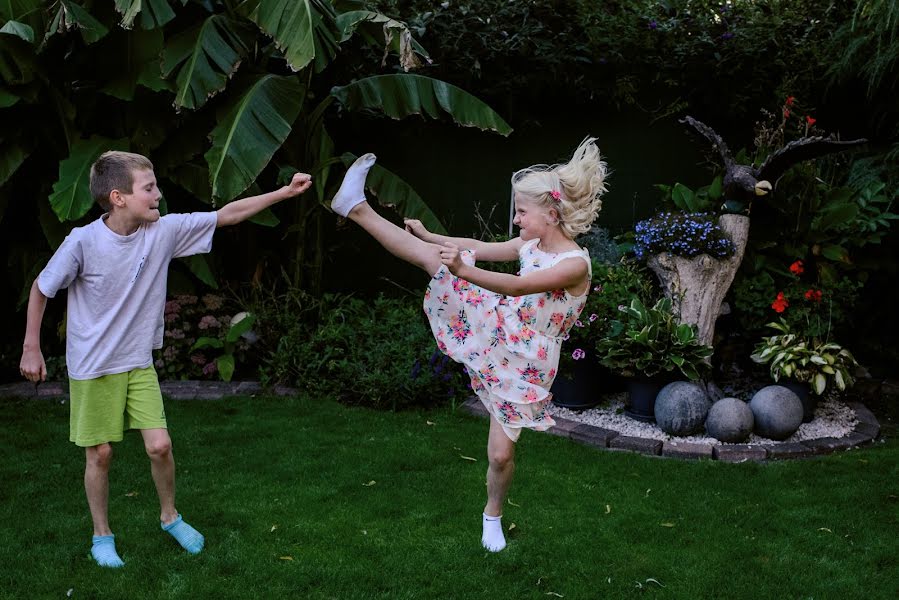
top-left (750, 320), bottom-right (859, 422)
top-left (553, 257), bottom-right (656, 409)
top-left (596, 297), bottom-right (713, 421)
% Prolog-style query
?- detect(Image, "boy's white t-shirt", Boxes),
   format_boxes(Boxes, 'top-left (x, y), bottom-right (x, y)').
top-left (38, 212), bottom-right (218, 380)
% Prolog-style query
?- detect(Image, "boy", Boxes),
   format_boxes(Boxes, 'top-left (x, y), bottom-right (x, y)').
top-left (19, 151), bottom-right (312, 567)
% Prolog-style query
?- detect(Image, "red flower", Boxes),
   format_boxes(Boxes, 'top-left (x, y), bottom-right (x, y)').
top-left (806, 115), bottom-right (816, 126)
top-left (804, 289), bottom-right (823, 302)
top-left (771, 291), bottom-right (789, 313)
top-left (785, 96), bottom-right (796, 107)
top-left (783, 109), bottom-right (791, 118)
top-left (789, 260), bottom-right (804, 275)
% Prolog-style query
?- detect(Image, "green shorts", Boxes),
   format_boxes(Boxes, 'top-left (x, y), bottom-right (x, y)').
top-left (69, 366), bottom-right (166, 447)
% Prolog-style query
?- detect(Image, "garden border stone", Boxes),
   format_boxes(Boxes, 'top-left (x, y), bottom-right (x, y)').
top-left (456, 397), bottom-right (881, 462)
top-left (0, 382), bottom-right (883, 462)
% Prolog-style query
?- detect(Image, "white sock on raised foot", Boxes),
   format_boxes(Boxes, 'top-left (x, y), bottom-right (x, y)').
top-left (330, 153), bottom-right (377, 216)
top-left (481, 513), bottom-right (507, 552)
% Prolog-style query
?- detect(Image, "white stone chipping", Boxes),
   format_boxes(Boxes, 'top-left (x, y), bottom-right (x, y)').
top-left (549, 390), bottom-right (857, 446)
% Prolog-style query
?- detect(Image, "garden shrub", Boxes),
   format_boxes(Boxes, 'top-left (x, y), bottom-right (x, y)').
top-left (262, 294), bottom-right (467, 410)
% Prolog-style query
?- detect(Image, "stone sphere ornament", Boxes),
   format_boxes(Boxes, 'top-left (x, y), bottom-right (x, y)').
top-left (749, 385), bottom-right (803, 441)
top-left (706, 397), bottom-right (754, 443)
top-left (654, 381), bottom-right (710, 436)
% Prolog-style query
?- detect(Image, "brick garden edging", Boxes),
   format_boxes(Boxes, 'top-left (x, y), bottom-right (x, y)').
top-left (461, 398), bottom-right (882, 462)
top-left (1, 381), bottom-right (881, 461)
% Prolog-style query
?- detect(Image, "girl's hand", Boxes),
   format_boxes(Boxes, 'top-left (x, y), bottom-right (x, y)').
top-left (404, 218), bottom-right (428, 239)
top-left (284, 172), bottom-right (313, 197)
top-left (440, 242), bottom-right (464, 275)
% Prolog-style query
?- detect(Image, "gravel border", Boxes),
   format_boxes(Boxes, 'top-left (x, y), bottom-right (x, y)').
top-left (461, 394), bottom-right (882, 462)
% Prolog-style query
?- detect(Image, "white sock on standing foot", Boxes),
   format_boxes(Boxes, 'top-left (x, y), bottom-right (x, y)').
top-left (481, 513), bottom-right (506, 552)
top-left (330, 153), bottom-right (377, 216)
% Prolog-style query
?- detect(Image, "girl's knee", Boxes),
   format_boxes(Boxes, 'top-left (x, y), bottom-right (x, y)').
top-left (488, 447), bottom-right (515, 469)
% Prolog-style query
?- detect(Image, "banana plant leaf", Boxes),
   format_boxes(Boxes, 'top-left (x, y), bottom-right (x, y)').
top-left (336, 10), bottom-right (429, 71)
top-left (49, 136), bottom-right (129, 222)
top-left (331, 74), bottom-right (512, 136)
top-left (102, 27), bottom-right (170, 100)
top-left (242, 0), bottom-right (340, 73)
top-left (115, 0), bottom-right (175, 31)
top-left (204, 74), bottom-right (304, 204)
top-left (162, 15), bottom-right (250, 110)
top-left (0, 20), bottom-right (33, 43)
top-left (179, 254), bottom-right (218, 289)
top-left (45, 1), bottom-right (109, 45)
top-left (340, 153), bottom-right (447, 234)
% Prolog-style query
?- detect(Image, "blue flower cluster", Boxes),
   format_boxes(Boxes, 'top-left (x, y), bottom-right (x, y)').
top-left (634, 212), bottom-right (736, 260)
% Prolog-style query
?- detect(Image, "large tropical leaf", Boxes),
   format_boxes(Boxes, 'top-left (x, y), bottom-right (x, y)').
top-left (49, 136), bottom-right (129, 222)
top-left (45, 1), bottom-right (109, 45)
top-left (179, 254), bottom-right (218, 289)
top-left (162, 15), bottom-right (250, 110)
top-left (114, 0), bottom-right (175, 30)
top-left (0, 29), bottom-right (37, 85)
top-left (340, 153), bottom-right (447, 234)
top-left (0, 0), bottom-right (46, 40)
top-left (332, 75), bottom-right (512, 136)
top-left (243, 0), bottom-right (340, 73)
top-left (102, 27), bottom-right (170, 100)
top-left (0, 86), bottom-right (19, 107)
top-left (204, 74), bottom-right (304, 204)
top-left (0, 138), bottom-right (32, 187)
top-left (336, 10), bottom-right (429, 71)
top-left (0, 20), bottom-right (33, 43)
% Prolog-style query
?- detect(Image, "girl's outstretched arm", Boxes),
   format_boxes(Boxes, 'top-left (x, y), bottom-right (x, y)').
top-left (440, 243), bottom-right (587, 297)
top-left (404, 219), bottom-right (524, 262)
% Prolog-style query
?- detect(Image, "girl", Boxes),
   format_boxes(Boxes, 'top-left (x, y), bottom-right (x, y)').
top-left (329, 138), bottom-right (608, 552)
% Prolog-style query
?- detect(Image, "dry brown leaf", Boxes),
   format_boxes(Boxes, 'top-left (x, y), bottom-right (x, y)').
top-left (279, 556), bottom-right (293, 561)
top-left (818, 527), bottom-right (833, 533)
top-left (645, 488), bottom-right (652, 497)
top-left (508, 523), bottom-right (516, 532)
top-left (660, 522), bottom-right (675, 528)
top-left (507, 498), bottom-right (521, 507)
top-left (270, 525), bottom-right (277, 533)
top-left (605, 504), bottom-right (611, 514)
top-left (363, 480), bottom-right (377, 486)
top-left (459, 455), bottom-right (477, 462)
top-left (546, 593), bottom-right (564, 598)
top-left (426, 420), bottom-right (435, 426)
top-left (124, 491), bottom-right (138, 497)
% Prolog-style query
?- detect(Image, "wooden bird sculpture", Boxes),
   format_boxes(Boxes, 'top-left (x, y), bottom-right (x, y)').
top-left (681, 116), bottom-right (868, 213)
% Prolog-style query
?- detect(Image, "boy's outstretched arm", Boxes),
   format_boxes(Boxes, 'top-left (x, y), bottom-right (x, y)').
top-left (216, 172), bottom-right (312, 228)
top-left (20, 279), bottom-right (48, 383)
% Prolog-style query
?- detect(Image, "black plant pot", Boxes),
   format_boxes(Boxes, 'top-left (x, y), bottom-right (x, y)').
top-left (551, 359), bottom-right (604, 411)
top-left (779, 379), bottom-right (816, 423)
top-left (625, 375), bottom-right (667, 422)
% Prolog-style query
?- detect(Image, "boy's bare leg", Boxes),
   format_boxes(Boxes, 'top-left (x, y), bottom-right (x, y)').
top-left (85, 444), bottom-right (124, 567)
top-left (347, 202), bottom-right (442, 275)
top-left (141, 428), bottom-right (178, 524)
top-left (142, 428), bottom-right (204, 554)
top-left (481, 415), bottom-right (515, 552)
top-left (85, 444), bottom-right (114, 536)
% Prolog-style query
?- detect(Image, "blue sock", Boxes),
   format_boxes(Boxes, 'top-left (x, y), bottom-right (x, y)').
top-left (91, 534), bottom-right (124, 568)
top-left (162, 514), bottom-right (204, 554)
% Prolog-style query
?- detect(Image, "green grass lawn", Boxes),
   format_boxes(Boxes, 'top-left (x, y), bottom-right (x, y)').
top-left (1, 393), bottom-right (897, 600)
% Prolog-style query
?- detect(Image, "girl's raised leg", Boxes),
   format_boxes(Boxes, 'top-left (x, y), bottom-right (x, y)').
top-left (332, 154), bottom-right (441, 275)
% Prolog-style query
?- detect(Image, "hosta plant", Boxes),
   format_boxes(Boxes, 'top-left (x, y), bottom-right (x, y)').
top-left (750, 320), bottom-right (859, 395)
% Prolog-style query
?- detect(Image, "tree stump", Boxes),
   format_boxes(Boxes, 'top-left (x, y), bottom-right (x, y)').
top-left (646, 214), bottom-right (750, 348)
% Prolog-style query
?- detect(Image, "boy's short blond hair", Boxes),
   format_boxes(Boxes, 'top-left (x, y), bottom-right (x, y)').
top-left (89, 151), bottom-right (154, 211)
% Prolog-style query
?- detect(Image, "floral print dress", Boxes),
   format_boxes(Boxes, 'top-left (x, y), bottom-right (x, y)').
top-left (423, 238), bottom-right (591, 441)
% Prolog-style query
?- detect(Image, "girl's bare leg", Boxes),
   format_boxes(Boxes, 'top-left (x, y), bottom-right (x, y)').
top-left (481, 414), bottom-right (515, 552)
top-left (346, 202), bottom-right (442, 275)
top-left (331, 153), bottom-right (441, 274)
